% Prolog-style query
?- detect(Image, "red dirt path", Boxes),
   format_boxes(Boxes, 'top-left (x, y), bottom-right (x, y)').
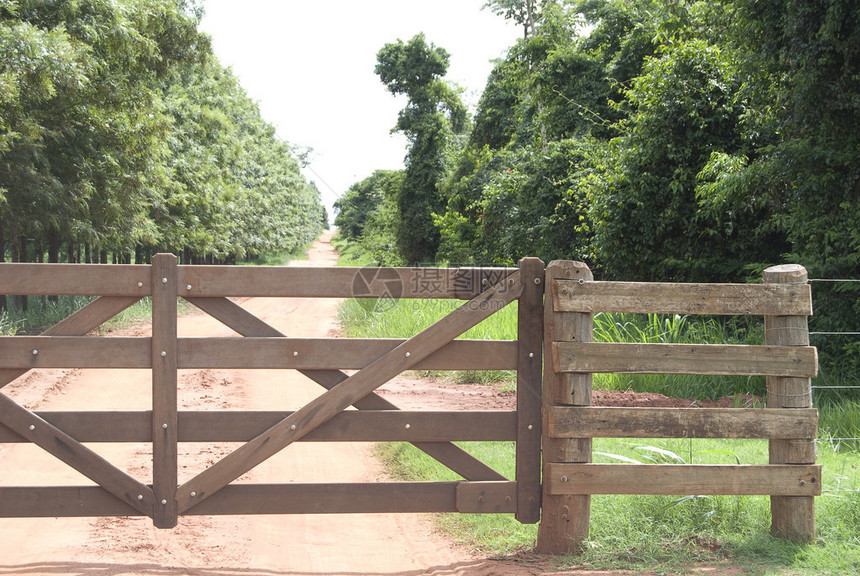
top-left (0, 233), bottom-right (746, 576)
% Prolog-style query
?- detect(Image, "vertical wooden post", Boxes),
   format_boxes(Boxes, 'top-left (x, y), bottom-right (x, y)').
top-left (515, 257), bottom-right (544, 524)
top-left (537, 261), bottom-right (593, 554)
top-left (764, 264), bottom-right (816, 542)
top-left (152, 254), bottom-right (178, 528)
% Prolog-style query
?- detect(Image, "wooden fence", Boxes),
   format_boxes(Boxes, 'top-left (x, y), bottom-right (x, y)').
top-left (537, 261), bottom-right (820, 554)
top-left (0, 257), bottom-right (819, 553)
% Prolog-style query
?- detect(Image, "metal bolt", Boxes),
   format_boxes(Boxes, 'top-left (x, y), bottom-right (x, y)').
top-left (161, 499), bottom-right (167, 505)
top-left (160, 351), bottom-right (167, 357)
top-left (534, 277), bottom-right (542, 285)
top-left (560, 475), bottom-right (569, 483)
top-left (186, 284), bottom-right (192, 290)
top-left (800, 480), bottom-right (807, 486)
top-left (137, 281), bottom-right (144, 288)
top-left (32, 349), bottom-right (38, 356)
top-left (508, 278), bottom-right (515, 285)
top-left (528, 352), bottom-right (535, 358)
top-left (405, 424), bottom-right (411, 430)
top-left (405, 352), bottom-right (411, 358)
top-left (505, 496), bottom-right (512, 503)
top-left (190, 491), bottom-right (197, 497)
top-left (162, 277), bottom-right (168, 284)
top-left (29, 425), bottom-right (35, 431)
top-left (137, 494), bottom-right (144, 501)
top-left (290, 424), bottom-right (296, 430)
top-left (528, 424), bottom-right (534, 431)
top-left (578, 278), bottom-right (585, 284)
top-left (162, 423), bottom-right (168, 429)
top-left (293, 351), bottom-right (299, 357)
top-left (482, 278), bottom-right (488, 286)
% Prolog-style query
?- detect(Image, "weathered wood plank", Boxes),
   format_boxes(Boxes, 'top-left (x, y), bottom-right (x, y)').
top-left (186, 296), bottom-right (507, 482)
top-left (0, 394), bottom-right (154, 516)
top-left (0, 410), bottom-right (517, 443)
top-left (554, 342), bottom-right (818, 377)
top-left (456, 481), bottom-right (518, 514)
top-left (0, 296), bottom-right (141, 388)
top-left (553, 280), bottom-right (813, 316)
top-left (186, 482), bottom-right (516, 515)
top-left (764, 264), bottom-right (816, 543)
top-left (0, 482), bottom-right (518, 517)
top-left (176, 337), bottom-right (518, 370)
top-left (176, 273), bottom-right (524, 513)
top-left (151, 254), bottom-right (178, 528)
top-left (537, 260), bottom-right (594, 556)
top-left (549, 407), bottom-right (819, 439)
top-left (179, 266), bottom-right (516, 299)
top-left (546, 464), bottom-right (822, 496)
top-left (0, 337), bottom-right (150, 368)
top-left (0, 263), bottom-right (151, 296)
top-left (0, 486), bottom-right (142, 518)
top-left (515, 257), bottom-right (544, 524)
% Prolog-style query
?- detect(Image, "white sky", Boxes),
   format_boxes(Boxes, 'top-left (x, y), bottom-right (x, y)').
top-left (199, 0), bottom-right (521, 216)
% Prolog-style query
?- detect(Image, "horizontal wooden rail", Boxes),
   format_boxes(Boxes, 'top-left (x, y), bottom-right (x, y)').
top-left (0, 481), bottom-right (518, 517)
top-left (553, 280), bottom-right (813, 316)
top-left (0, 263), bottom-right (151, 296)
top-left (177, 266), bottom-right (517, 299)
top-left (549, 407), bottom-right (819, 439)
top-left (546, 464), bottom-right (822, 496)
top-left (0, 410), bottom-right (517, 443)
top-left (554, 342), bottom-right (818, 377)
top-left (0, 337), bottom-right (518, 371)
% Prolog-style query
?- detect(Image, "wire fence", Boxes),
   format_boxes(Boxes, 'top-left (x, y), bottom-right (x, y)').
top-left (803, 278), bottom-right (860, 444)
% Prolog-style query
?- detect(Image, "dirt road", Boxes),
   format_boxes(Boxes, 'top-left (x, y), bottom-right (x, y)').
top-left (0, 233), bottom-right (546, 576)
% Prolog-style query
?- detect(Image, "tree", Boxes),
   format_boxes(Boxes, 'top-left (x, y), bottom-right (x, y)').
top-left (375, 33), bottom-right (467, 265)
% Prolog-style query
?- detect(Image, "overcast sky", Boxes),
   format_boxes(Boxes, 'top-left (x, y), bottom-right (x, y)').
top-left (199, 0), bottom-right (521, 216)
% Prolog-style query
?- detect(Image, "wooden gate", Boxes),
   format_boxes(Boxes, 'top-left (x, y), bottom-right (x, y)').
top-left (0, 256), bottom-right (544, 528)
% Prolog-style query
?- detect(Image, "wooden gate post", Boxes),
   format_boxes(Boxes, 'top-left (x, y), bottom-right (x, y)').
top-left (536, 261), bottom-right (593, 554)
top-left (764, 264), bottom-right (816, 542)
top-left (152, 254), bottom-right (178, 528)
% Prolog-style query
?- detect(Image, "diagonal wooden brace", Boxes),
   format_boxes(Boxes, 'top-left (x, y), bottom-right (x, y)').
top-left (0, 393), bottom-right (154, 516)
top-left (176, 272), bottom-right (524, 513)
top-left (185, 297), bottom-right (506, 482)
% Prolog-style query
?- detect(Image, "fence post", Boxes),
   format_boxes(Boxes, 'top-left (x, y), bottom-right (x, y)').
top-left (764, 264), bottom-right (816, 542)
top-left (536, 260), bottom-right (593, 554)
top-left (515, 257), bottom-right (544, 524)
top-left (152, 253), bottom-right (178, 528)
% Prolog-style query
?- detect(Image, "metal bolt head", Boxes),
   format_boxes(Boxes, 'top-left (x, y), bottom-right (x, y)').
top-left (32, 349), bottom-right (38, 356)
top-left (405, 424), bottom-right (411, 430)
top-left (137, 281), bottom-right (144, 288)
top-left (508, 278), bottom-right (515, 285)
top-left (290, 424), bottom-right (297, 430)
top-left (186, 284), bottom-right (192, 290)
top-left (528, 352), bottom-right (535, 358)
top-left (161, 499), bottom-right (168, 505)
top-left (527, 424), bottom-right (534, 431)
top-left (162, 277), bottom-right (168, 284)
top-left (162, 423), bottom-right (168, 429)
top-left (560, 475), bottom-right (569, 483)
top-left (800, 480), bottom-right (807, 486)
top-left (293, 351), bottom-right (299, 357)
top-left (481, 278), bottom-right (488, 286)
top-left (137, 494), bottom-right (144, 501)
top-left (505, 496), bottom-right (512, 503)
top-left (29, 425), bottom-right (35, 431)
top-left (534, 277), bottom-right (542, 285)
top-left (160, 351), bottom-right (167, 357)
top-left (405, 352), bottom-right (411, 358)
top-left (190, 491), bottom-right (197, 497)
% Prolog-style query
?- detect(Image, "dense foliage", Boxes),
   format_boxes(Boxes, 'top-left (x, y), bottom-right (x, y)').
top-left (0, 0), bottom-right (324, 277)
top-left (335, 0), bottom-right (859, 383)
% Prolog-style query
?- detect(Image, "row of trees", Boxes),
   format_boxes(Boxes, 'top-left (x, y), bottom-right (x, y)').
top-left (335, 0), bottom-right (859, 378)
top-left (1, 0), bottom-right (325, 276)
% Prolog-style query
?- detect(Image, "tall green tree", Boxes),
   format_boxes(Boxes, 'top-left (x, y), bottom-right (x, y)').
top-left (375, 33), bottom-right (467, 265)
